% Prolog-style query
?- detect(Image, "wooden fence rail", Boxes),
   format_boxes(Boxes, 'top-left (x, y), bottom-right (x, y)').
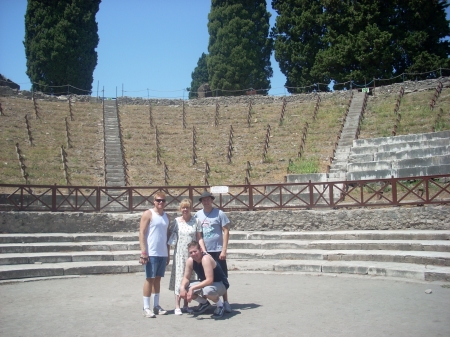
top-left (1, 174), bottom-right (449, 212)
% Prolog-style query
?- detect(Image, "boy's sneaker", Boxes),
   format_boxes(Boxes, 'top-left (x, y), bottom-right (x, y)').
top-left (224, 301), bottom-right (232, 313)
top-left (212, 305), bottom-right (225, 319)
top-left (143, 308), bottom-right (156, 318)
top-left (153, 305), bottom-right (168, 315)
top-left (174, 308), bottom-right (183, 315)
top-left (193, 301), bottom-right (211, 315)
top-left (182, 306), bottom-right (193, 314)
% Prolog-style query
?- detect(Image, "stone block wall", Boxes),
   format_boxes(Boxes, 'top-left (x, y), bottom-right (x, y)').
top-left (0, 205), bottom-right (448, 233)
top-left (2, 76), bottom-right (448, 106)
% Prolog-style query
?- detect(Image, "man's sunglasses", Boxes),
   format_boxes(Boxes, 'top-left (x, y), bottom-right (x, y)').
top-left (155, 199), bottom-right (166, 203)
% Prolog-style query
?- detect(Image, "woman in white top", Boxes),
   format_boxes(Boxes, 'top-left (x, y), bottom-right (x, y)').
top-left (168, 199), bottom-right (206, 315)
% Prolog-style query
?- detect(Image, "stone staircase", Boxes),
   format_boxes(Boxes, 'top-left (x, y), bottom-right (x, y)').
top-left (328, 91), bottom-right (367, 181)
top-left (346, 131), bottom-right (450, 180)
top-left (1, 231), bottom-right (449, 282)
top-left (276, 92), bottom-right (367, 200)
top-left (103, 100), bottom-right (126, 187)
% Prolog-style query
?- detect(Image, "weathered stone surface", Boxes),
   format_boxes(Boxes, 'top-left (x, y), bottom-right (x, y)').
top-left (1, 204), bottom-right (449, 233)
top-left (2, 77), bottom-right (448, 109)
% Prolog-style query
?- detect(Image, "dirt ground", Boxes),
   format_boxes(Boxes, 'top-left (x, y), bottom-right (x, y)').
top-left (1, 272), bottom-right (449, 337)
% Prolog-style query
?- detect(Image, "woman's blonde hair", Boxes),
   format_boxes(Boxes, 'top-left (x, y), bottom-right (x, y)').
top-left (179, 198), bottom-right (192, 211)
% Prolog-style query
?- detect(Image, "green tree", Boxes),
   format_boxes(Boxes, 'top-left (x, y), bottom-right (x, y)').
top-left (271, 0), bottom-right (450, 90)
top-left (24, 0), bottom-right (101, 95)
top-left (271, 0), bottom-right (328, 93)
top-left (311, 1), bottom-right (395, 89)
top-left (207, 0), bottom-right (273, 96)
top-left (189, 53), bottom-right (209, 99)
top-left (390, 0), bottom-right (450, 79)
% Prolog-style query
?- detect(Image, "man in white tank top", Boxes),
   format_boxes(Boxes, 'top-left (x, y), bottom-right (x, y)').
top-left (139, 192), bottom-right (171, 318)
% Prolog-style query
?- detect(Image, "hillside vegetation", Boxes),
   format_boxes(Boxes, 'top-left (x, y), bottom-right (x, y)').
top-left (0, 87), bottom-right (449, 188)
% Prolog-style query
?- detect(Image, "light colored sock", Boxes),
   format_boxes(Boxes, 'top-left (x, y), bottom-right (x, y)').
top-left (195, 296), bottom-right (207, 304)
top-left (153, 293), bottom-right (160, 307)
top-left (150, 294), bottom-right (155, 308)
top-left (216, 299), bottom-right (223, 307)
top-left (143, 296), bottom-right (151, 309)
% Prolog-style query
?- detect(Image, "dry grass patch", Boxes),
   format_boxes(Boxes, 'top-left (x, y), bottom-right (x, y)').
top-left (0, 97), bottom-right (103, 187)
top-left (1, 88), bottom-right (448, 190)
top-left (360, 88), bottom-right (450, 138)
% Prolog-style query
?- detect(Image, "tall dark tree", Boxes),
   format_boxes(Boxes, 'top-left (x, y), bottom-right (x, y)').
top-left (189, 53), bottom-right (209, 99)
top-left (390, 0), bottom-right (450, 78)
top-left (271, 0), bottom-right (450, 91)
top-left (207, 0), bottom-right (273, 96)
top-left (311, 1), bottom-right (395, 89)
top-left (271, 0), bottom-right (328, 92)
top-left (24, 0), bottom-right (101, 95)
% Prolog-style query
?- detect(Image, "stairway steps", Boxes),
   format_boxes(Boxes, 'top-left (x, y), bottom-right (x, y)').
top-left (1, 230), bottom-right (448, 243)
top-left (227, 248), bottom-right (450, 266)
top-left (228, 260), bottom-right (450, 282)
top-left (228, 240), bottom-right (450, 252)
top-left (102, 101), bottom-right (126, 187)
top-left (0, 250), bottom-right (140, 265)
top-left (1, 230), bottom-right (450, 282)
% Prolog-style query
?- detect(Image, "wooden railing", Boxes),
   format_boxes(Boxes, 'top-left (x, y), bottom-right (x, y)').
top-left (0, 174), bottom-right (449, 212)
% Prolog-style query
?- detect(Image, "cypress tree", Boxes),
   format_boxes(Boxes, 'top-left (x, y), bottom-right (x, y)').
top-left (271, 0), bottom-right (328, 93)
top-left (207, 0), bottom-right (273, 96)
top-left (189, 53), bottom-right (209, 99)
top-left (24, 0), bottom-right (101, 95)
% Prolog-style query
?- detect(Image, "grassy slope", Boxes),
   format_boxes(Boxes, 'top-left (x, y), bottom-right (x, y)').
top-left (1, 87), bottom-right (449, 188)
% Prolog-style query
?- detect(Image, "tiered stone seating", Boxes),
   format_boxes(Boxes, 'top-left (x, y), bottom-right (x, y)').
top-left (1, 231), bottom-right (450, 282)
top-left (347, 131), bottom-right (450, 180)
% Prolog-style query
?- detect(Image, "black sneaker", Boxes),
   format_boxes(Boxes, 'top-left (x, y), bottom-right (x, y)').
top-left (193, 301), bottom-right (211, 315)
top-left (212, 305), bottom-right (225, 319)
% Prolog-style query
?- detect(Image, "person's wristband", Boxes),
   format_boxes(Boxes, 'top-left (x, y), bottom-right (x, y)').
top-left (141, 251), bottom-right (147, 256)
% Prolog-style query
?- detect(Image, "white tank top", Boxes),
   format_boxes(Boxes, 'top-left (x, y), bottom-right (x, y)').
top-left (146, 209), bottom-right (169, 256)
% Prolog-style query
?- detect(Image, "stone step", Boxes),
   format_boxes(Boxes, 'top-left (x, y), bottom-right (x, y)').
top-left (353, 130), bottom-right (450, 147)
top-left (2, 231), bottom-right (448, 243)
top-left (0, 260), bottom-right (170, 280)
top-left (0, 250), bottom-right (140, 265)
top-left (227, 259), bottom-right (450, 282)
top-left (0, 233), bottom-right (137, 243)
top-left (0, 241), bottom-right (140, 253)
top-left (228, 239), bottom-right (450, 251)
top-left (226, 248), bottom-right (450, 266)
top-left (1, 258), bottom-right (449, 282)
top-left (1, 230), bottom-right (450, 282)
top-left (4, 239), bottom-right (448, 254)
top-left (3, 239), bottom-right (448, 255)
top-left (2, 249), bottom-right (449, 269)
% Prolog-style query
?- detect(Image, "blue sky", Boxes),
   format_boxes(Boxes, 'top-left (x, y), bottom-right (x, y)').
top-left (0, 0), bottom-right (287, 98)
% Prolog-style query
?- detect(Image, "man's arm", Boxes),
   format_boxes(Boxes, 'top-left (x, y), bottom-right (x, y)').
top-left (185, 256), bottom-right (215, 302)
top-left (196, 231), bottom-right (207, 253)
top-left (189, 256), bottom-right (214, 292)
top-left (138, 210), bottom-right (152, 264)
top-left (219, 224), bottom-right (230, 260)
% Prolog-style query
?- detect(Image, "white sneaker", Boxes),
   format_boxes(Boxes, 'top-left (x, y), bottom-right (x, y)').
top-left (224, 301), bottom-right (232, 313)
top-left (153, 305), bottom-right (168, 315)
top-left (174, 308), bottom-right (183, 315)
top-left (143, 308), bottom-right (156, 318)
